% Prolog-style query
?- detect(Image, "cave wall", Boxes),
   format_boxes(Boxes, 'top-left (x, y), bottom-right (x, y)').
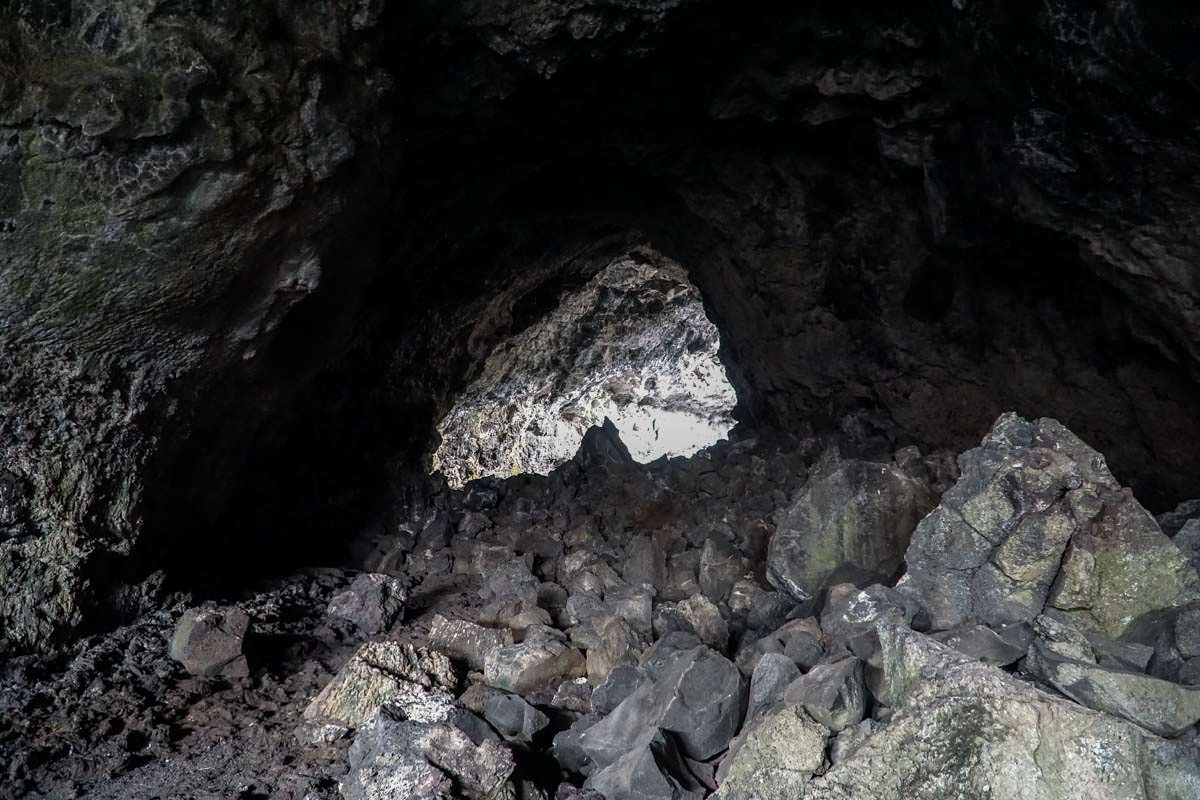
top-left (2, 0), bottom-right (1200, 652)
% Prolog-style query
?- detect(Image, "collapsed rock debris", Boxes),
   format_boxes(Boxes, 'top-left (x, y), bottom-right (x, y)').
top-left (4, 415), bottom-right (1200, 799)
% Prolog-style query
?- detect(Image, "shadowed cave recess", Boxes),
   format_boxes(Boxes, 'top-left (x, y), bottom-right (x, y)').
top-left (3, 1), bottom-right (1200, 798)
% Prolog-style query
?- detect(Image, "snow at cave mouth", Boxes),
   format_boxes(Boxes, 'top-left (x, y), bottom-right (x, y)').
top-left (431, 250), bottom-right (738, 488)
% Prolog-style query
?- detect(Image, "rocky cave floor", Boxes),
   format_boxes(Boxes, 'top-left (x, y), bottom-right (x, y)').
top-left (4, 414), bottom-right (1200, 800)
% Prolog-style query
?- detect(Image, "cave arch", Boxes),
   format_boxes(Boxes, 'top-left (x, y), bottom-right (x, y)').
top-left (429, 248), bottom-right (738, 487)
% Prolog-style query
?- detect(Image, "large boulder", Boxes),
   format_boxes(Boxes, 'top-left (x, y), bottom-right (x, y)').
top-left (168, 606), bottom-right (252, 678)
top-left (579, 643), bottom-right (745, 771)
top-left (1025, 640), bottom-right (1200, 737)
top-left (767, 452), bottom-right (934, 603)
top-left (305, 642), bottom-right (458, 729)
top-left (902, 414), bottom-right (1200, 633)
top-left (718, 622), bottom-right (1200, 799)
top-left (341, 707), bottom-right (515, 800)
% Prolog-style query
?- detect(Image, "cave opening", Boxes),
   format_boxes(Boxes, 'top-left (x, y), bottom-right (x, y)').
top-left (429, 249), bottom-right (738, 488)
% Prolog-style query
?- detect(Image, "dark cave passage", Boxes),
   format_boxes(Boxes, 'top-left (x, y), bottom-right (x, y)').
top-left (134, 0), bottom-right (1200, 598)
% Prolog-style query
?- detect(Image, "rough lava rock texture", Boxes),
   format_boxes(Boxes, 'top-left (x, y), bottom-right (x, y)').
top-left (431, 247), bottom-right (737, 487)
top-left (901, 413), bottom-right (1200, 634)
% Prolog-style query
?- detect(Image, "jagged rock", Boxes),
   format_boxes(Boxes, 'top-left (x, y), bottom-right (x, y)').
top-left (1025, 640), bottom-right (1200, 737)
top-left (481, 558), bottom-right (541, 603)
top-left (786, 623), bottom-right (1200, 799)
top-left (1178, 608), bottom-right (1200, 659)
top-left (736, 616), bottom-right (824, 675)
top-left (591, 664), bottom-right (646, 715)
top-left (484, 627), bottom-right (586, 694)
top-left (575, 418), bottom-right (636, 473)
top-left (605, 584), bottom-right (655, 639)
top-left (820, 583), bottom-right (915, 655)
top-left (457, 511), bottom-right (493, 539)
top-left (584, 730), bottom-right (706, 800)
top-left (903, 414), bottom-right (1200, 634)
top-left (623, 535), bottom-right (668, 593)
top-left (638, 632), bottom-right (704, 680)
top-left (453, 541), bottom-right (518, 577)
top-left (654, 594), bottom-right (729, 651)
top-left (783, 657), bottom-right (865, 733)
top-left (767, 452), bottom-right (933, 603)
top-left (305, 642), bottom-right (457, 728)
top-left (1175, 521), bottom-right (1200, 576)
top-left (553, 714), bottom-right (603, 776)
top-left (663, 552), bottom-right (703, 602)
top-left (327, 573), bottom-right (408, 635)
top-left (698, 535), bottom-right (748, 603)
top-left (169, 606), bottom-right (251, 678)
top-left (341, 707), bottom-right (514, 800)
top-left (428, 614), bottom-right (514, 672)
top-left (745, 653), bottom-right (801, 725)
top-left (579, 643), bottom-right (745, 768)
top-left (714, 705), bottom-right (828, 797)
top-left (586, 616), bottom-right (645, 685)
top-left (478, 595), bottom-right (554, 636)
top-left (932, 622), bottom-right (1032, 666)
top-left (482, 691), bottom-right (551, 745)
top-left (552, 678), bottom-right (593, 713)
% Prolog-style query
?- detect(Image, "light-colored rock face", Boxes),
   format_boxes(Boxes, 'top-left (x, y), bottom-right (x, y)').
top-left (902, 413), bottom-right (1200, 635)
top-left (716, 624), bottom-right (1200, 800)
top-left (431, 248), bottom-right (737, 487)
top-left (715, 706), bottom-right (828, 799)
top-left (304, 642), bottom-right (458, 728)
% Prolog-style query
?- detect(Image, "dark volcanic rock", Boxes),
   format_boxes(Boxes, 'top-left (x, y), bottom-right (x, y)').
top-left (579, 643), bottom-right (745, 769)
top-left (169, 606), bottom-right (251, 679)
top-left (767, 452), bottom-right (934, 603)
top-left (327, 573), bottom-right (408, 635)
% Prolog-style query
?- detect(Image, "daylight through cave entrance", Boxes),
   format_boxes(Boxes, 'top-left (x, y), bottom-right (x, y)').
top-left (431, 249), bottom-right (737, 488)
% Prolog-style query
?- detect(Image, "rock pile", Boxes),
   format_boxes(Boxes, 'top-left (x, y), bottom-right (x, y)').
top-left (7, 413), bottom-right (1200, 799)
top-left (312, 413), bottom-right (1200, 799)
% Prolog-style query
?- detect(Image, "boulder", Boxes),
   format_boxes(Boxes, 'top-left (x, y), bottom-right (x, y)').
top-left (482, 691), bottom-right (551, 745)
top-left (305, 642), bottom-right (457, 728)
top-left (654, 594), bottom-right (729, 651)
top-left (574, 418), bottom-right (635, 473)
top-left (484, 627), bottom-right (586, 695)
top-left (714, 706), bottom-right (828, 798)
top-left (903, 414), bottom-right (1200, 634)
top-left (767, 452), bottom-right (933, 603)
top-left (169, 606), bottom-right (251, 678)
top-left (1025, 640), bottom-right (1200, 737)
top-left (586, 616), bottom-right (645, 685)
top-left (428, 614), bottom-right (514, 671)
top-left (820, 583), bottom-right (916, 652)
top-left (745, 652), bottom-right (801, 725)
top-left (327, 573), bottom-right (408, 635)
top-left (591, 665), bottom-right (646, 715)
top-left (737, 617), bottom-right (824, 674)
top-left (786, 623), bottom-right (1200, 799)
top-left (782, 657), bottom-right (865, 733)
top-left (932, 622), bottom-right (1032, 666)
top-left (698, 535), bottom-right (748, 603)
top-left (341, 707), bottom-right (514, 800)
top-left (580, 644), bottom-right (745, 768)
top-left (583, 730), bottom-right (706, 800)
